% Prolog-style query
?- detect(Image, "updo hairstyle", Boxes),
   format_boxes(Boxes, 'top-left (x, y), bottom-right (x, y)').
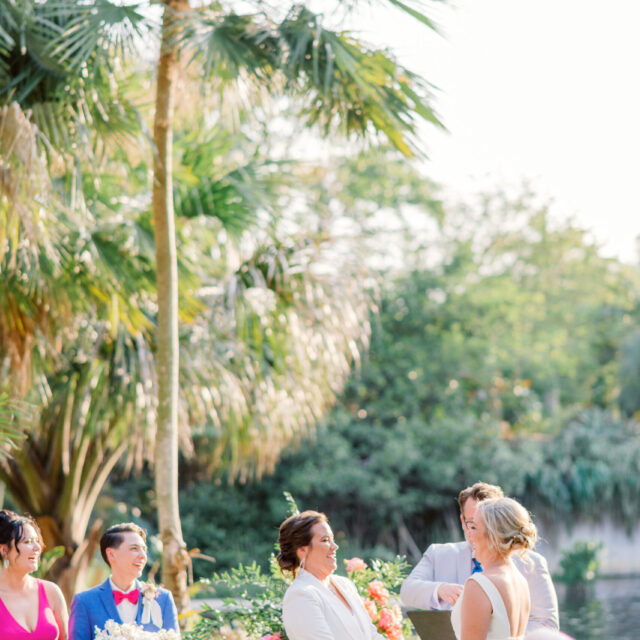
top-left (476, 497), bottom-right (537, 558)
top-left (0, 509), bottom-right (44, 559)
top-left (277, 510), bottom-right (328, 577)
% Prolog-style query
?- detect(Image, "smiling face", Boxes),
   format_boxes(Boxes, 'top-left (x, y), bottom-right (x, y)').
top-left (1, 523), bottom-right (42, 575)
top-left (106, 531), bottom-right (148, 587)
top-left (463, 503), bottom-right (492, 564)
top-left (461, 497), bottom-right (478, 544)
top-left (297, 521), bottom-right (338, 581)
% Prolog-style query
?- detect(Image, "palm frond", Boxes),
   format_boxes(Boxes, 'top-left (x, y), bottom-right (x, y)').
top-left (44, 0), bottom-right (152, 70)
top-left (385, 0), bottom-right (440, 31)
top-left (180, 4), bottom-right (442, 157)
top-left (278, 6), bottom-right (443, 156)
top-left (0, 1), bottom-right (148, 171)
top-left (0, 102), bottom-right (60, 262)
top-left (180, 233), bottom-right (377, 480)
top-left (180, 8), bottom-right (278, 82)
top-left (173, 126), bottom-right (288, 235)
top-left (0, 393), bottom-right (27, 460)
top-left (0, 325), bottom-right (156, 525)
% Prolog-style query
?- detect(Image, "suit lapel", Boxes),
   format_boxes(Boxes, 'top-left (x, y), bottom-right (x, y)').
top-left (134, 579), bottom-right (144, 625)
top-left (336, 578), bottom-right (370, 636)
top-left (299, 572), bottom-right (358, 638)
top-left (98, 579), bottom-right (122, 624)
top-left (457, 541), bottom-right (473, 583)
top-left (322, 579), bottom-right (359, 637)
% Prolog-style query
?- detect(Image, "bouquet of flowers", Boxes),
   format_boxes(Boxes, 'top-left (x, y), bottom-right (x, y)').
top-left (94, 620), bottom-right (180, 640)
top-left (344, 556), bottom-right (412, 640)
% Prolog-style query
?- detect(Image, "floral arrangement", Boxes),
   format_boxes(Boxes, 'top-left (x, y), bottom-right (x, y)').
top-left (184, 555), bottom-right (411, 640)
top-left (344, 557), bottom-right (411, 640)
top-left (94, 620), bottom-right (179, 640)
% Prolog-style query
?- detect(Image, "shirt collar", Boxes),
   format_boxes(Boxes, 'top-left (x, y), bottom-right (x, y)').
top-left (109, 577), bottom-right (137, 593)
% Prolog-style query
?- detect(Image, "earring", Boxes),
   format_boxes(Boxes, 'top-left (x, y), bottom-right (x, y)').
top-left (299, 556), bottom-right (306, 571)
top-left (2, 558), bottom-right (8, 570)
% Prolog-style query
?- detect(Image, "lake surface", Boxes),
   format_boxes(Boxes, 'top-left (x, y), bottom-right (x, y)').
top-left (558, 577), bottom-right (640, 640)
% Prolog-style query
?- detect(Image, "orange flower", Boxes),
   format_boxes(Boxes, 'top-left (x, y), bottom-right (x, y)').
top-left (377, 608), bottom-right (396, 630)
top-left (385, 624), bottom-right (404, 640)
top-left (362, 597), bottom-right (378, 621)
top-left (367, 580), bottom-right (390, 606)
top-left (345, 557), bottom-right (368, 573)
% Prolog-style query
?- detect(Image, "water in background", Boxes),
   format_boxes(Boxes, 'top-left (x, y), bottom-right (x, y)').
top-left (559, 577), bottom-right (640, 640)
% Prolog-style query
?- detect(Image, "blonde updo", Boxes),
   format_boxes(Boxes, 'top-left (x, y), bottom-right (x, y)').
top-left (476, 497), bottom-right (537, 558)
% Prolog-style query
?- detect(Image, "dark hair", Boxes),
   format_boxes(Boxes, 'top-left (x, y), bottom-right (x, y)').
top-left (0, 509), bottom-right (44, 561)
top-left (458, 481), bottom-right (504, 513)
top-left (100, 522), bottom-right (147, 566)
top-left (277, 510), bottom-right (328, 577)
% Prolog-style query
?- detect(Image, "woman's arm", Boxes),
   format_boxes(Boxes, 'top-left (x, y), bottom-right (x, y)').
top-left (460, 579), bottom-right (491, 640)
top-left (44, 580), bottom-right (69, 640)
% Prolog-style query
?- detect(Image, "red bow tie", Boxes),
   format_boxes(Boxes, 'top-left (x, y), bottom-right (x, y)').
top-left (113, 588), bottom-right (139, 605)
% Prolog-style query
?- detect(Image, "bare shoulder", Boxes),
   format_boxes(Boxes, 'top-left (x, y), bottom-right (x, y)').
top-left (463, 576), bottom-right (492, 611)
top-left (41, 580), bottom-right (66, 606)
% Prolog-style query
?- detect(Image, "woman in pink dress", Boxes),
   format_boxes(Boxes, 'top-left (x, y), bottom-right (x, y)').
top-left (0, 509), bottom-right (68, 640)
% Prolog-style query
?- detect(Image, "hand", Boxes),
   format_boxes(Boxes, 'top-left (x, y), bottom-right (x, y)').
top-left (438, 582), bottom-right (464, 605)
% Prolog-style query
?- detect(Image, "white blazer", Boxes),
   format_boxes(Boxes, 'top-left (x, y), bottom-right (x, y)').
top-left (282, 570), bottom-right (384, 640)
top-left (399, 541), bottom-right (559, 632)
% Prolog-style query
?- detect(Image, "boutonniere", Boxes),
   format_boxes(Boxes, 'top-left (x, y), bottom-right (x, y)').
top-left (139, 582), bottom-right (163, 627)
top-left (140, 582), bottom-right (159, 605)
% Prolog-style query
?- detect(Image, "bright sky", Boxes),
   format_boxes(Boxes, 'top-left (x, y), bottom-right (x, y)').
top-left (343, 0), bottom-right (640, 263)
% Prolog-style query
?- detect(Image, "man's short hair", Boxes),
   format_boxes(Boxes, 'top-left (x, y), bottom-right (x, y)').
top-left (100, 522), bottom-right (147, 566)
top-left (457, 481), bottom-right (504, 513)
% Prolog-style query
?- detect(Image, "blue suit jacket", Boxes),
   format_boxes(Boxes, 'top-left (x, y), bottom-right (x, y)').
top-left (69, 578), bottom-right (179, 640)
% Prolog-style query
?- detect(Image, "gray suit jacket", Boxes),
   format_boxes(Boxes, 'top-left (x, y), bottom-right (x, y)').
top-left (400, 541), bottom-right (559, 632)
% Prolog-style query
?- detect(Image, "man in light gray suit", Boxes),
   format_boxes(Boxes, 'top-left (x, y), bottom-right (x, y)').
top-left (400, 482), bottom-right (559, 632)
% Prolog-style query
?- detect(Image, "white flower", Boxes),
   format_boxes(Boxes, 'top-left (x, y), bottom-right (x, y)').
top-left (93, 620), bottom-right (179, 640)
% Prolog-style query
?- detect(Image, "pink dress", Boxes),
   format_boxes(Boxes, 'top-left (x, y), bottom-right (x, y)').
top-left (0, 579), bottom-right (60, 640)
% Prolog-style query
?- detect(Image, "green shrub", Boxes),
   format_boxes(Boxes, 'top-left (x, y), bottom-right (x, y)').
top-left (555, 540), bottom-right (603, 585)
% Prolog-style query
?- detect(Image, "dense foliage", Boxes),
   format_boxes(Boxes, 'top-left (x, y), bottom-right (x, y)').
top-left (168, 195), bottom-right (640, 572)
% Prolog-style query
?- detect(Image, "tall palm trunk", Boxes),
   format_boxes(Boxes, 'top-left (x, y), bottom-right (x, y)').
top-left (152, 0), bottom-right (190, 615)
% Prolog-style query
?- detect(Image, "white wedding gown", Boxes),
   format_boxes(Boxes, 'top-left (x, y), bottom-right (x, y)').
top-left (451, 573), bottom-right (524, 640)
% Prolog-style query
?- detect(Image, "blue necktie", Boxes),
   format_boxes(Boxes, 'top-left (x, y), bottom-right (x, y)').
top-left (472, 557), bottom-right (483, 573)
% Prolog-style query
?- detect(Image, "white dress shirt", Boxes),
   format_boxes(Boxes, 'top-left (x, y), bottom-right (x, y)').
top-left (109, 577), bottom-right (138, 624)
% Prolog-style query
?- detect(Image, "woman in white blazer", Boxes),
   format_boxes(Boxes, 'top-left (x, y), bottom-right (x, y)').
top-left (277, 510), bottom-right (384, 640)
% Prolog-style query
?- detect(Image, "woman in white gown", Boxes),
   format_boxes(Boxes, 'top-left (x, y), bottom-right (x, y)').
top-left (451, 497), bottom-right (538, 640)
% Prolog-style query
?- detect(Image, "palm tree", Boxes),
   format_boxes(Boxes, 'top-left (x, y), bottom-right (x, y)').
top-left (1, 0), bottom-right (443, 608)
top-left (149, 0), bottom-right (442, 606)
top-left (0, 328), bottom-right (155, 598)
